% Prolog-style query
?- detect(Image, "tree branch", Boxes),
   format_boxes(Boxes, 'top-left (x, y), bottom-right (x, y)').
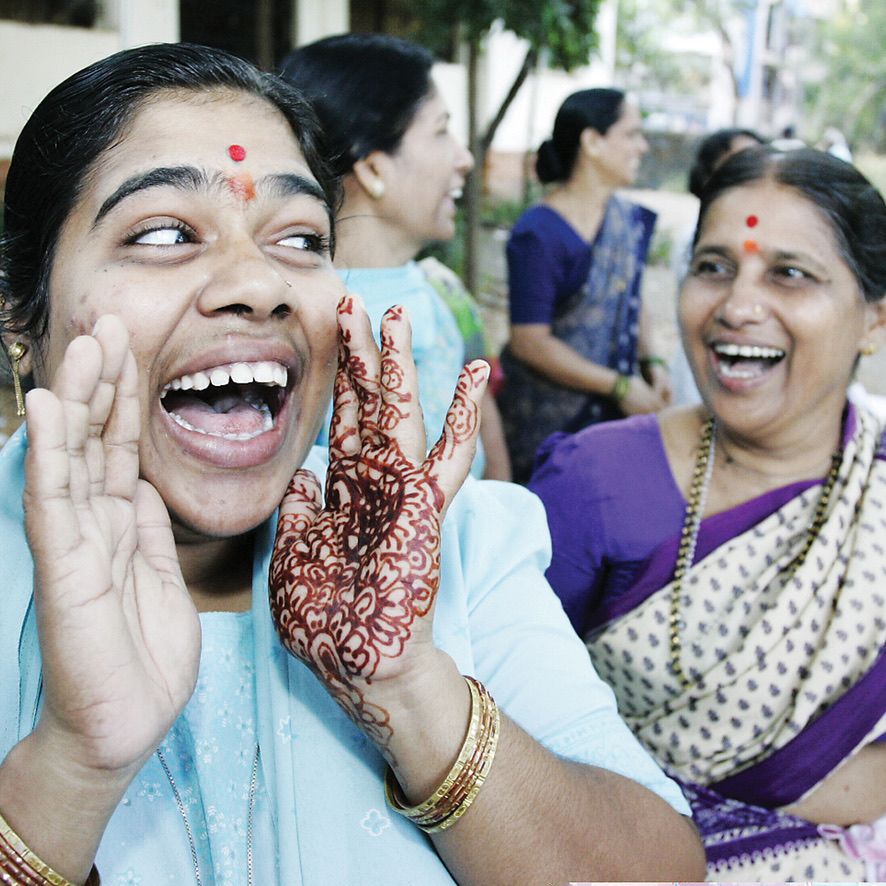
top-left (480, 45), bottom-right (539, 155)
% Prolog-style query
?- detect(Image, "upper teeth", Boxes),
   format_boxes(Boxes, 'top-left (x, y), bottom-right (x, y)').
top-left (713, 343), bottom-right (784, 360)
top-left (161, 361), bottom-right (288, 396)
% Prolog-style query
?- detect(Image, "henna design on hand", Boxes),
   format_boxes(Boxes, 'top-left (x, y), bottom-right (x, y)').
top-left (427, 360), bottom-right (485, 463)
top-left (270, 301), bottom-right (438, 745)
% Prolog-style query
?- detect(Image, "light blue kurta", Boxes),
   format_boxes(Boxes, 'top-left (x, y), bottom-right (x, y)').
top-left (0, 427), bottom-right (689, 884)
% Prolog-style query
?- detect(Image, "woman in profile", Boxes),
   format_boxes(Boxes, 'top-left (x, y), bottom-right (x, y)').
top-left (498, 88), bottom-right (669, 482)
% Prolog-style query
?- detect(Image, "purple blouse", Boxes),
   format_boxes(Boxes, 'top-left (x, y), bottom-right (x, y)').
top-left (529, 412), bottom-right (836, 637)
top-left (506, 205), bottom-right (594, 325)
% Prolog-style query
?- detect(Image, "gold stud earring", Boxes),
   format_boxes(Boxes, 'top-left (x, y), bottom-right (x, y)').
top-left (7, 341), bottom-right (27, 417)
top-left (861, 343), bottom-right (877, 357)
top-left (369, 179), bottom-right (385, 200)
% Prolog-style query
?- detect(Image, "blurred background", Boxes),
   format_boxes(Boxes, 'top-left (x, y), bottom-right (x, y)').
top-left (1, 0), bottom-right (884, 444)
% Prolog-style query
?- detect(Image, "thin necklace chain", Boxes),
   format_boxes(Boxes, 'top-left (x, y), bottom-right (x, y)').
top-left (156, 742), bottom-right (261, 886)
top-left (668, 416), bottom-right (843, 689)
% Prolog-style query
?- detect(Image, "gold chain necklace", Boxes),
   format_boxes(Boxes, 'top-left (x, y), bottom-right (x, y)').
top-left (668, 416), bottom-right (843, 689)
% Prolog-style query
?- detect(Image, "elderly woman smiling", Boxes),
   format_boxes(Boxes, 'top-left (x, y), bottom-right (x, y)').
top-left (530, 147), bottom-right (886, 880)
top-left (0, 44), bottom-right (702, 885)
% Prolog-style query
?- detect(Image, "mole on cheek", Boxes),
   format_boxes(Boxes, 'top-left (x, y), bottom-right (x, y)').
top-left (227, 172), bottom-right (256, 203)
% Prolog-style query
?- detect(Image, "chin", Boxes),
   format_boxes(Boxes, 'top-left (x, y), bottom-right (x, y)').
top-left (169, 501), bottom-right (279, 542)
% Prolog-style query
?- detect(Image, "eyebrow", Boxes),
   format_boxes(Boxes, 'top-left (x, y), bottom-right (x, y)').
top-left (693, 243), bottom-right (829, 274)
top-left (92, 166), bottom-right (331, 227)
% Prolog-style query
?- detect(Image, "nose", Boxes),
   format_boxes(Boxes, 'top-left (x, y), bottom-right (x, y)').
top-left (715, 267), bottom-right (768, 328)
top-left (455, 138), bottom-right (474, 175)
top-left (196, 240), bottom-right (295, 320)
top-left (638, 134), bottom-right (650, 155)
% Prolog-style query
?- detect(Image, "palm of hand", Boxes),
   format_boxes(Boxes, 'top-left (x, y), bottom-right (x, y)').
top-left (25, 319), bottom-right (199, 773)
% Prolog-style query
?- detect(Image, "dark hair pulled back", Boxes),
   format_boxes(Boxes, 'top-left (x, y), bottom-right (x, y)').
top-left (280, 33), bottom-right (435, 178)
top-left (695, 147), bottom-right (886, 303)
top-left (687, 128), bottom-right (765, 198)
top-left (535, 88), bottom-right (625, 184)
top-left (1, 42), bottom-right (339, 343)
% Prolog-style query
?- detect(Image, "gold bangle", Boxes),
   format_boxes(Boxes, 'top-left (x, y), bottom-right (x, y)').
top-left (406, 680), bottom-right (496, 828)
top-left (385, 675), bottom-right (501, 833)
top-left (0, 811), bottom-right (100, 886)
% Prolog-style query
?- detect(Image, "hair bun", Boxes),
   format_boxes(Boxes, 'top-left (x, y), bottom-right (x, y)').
top-left (535, 139), bottom-right (565, 183)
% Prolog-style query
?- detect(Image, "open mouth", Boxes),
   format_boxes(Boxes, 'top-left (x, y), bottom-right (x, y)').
top-left (711, 342), bottom-right (785, 380)
top-left (160, 361), bottom-right (289, 440)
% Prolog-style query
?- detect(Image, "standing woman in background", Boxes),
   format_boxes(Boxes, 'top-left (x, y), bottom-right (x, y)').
top-left (280, 34), bottom-right (511, 480)
top-left (498, 89), bottom-right (669, 482)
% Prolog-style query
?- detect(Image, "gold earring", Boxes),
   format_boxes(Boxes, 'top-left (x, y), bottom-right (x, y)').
top-left (369, 179), bottom-right (385, 200)
top-left (861, 343), bottom-right (877, 357)
top-left (7, 341), bottom-right (26, 417)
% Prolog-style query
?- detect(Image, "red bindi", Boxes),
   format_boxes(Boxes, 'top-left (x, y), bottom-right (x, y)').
top-left (228, 144), bottom-right (247, 162)
top-left (743, 239), bottom-right (759, 253)
top-left (746, 214), bottom-right (758, 228)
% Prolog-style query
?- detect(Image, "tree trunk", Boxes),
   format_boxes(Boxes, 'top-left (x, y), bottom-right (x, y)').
top-left (463, 42), bottom-right (539, 294)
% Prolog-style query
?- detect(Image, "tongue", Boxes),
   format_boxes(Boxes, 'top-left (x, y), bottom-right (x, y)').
top-left (166, 392), bottom-right (269, 436)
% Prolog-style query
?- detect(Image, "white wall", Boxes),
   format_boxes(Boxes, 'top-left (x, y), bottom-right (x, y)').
top-left (0, 1), bottom-right (180, 158)
top-left (293, 0), bottom-right (348, 46)
top-left (0, 22), bottom-right (119, 156)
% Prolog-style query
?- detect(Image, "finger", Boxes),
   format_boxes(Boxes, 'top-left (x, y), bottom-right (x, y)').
top-left (378, 306), bottom-right (425, 461)
top-left (22, 388), bottom-right (83, 560)
top-left (425, 359), bottom-right (489, 508)
top-left (328, 335), bottom-right (361, 463)
top-left (51, 335), bottom-right (105, 505)
top-left (102, 344), bottom-right (141, 501)
top-left (276, 469), bottom-right (322, 544)
top-left (86, 315), bottom-right (134, 498)
top-left (131, 478), bottom-right (183, 588)
top-left (337, 294), bottom-right (383, 446)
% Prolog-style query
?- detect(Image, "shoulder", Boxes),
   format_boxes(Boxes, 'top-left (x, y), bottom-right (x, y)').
top-left (532, 414), bottom-right (664, 487)
top-left (509, 205), bottom-right (574, 244)
top-left (611, 194), bottom-right (657, 224)
top-left (418, 255), bottom-right (466, 295)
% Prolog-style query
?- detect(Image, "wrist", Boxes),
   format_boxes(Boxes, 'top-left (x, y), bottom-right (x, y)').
top-left (610, 373), bottom-right (631, 403)
top-left (0, 729), bottom-right (137, 881)
top-left (367, 651), bottom-right (471, 799)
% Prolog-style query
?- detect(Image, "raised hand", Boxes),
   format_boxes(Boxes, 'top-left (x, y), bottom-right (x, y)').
top-left (270, 297), bottom-right (488, 746)
top-left (24, 315), bottom-right (200, 775)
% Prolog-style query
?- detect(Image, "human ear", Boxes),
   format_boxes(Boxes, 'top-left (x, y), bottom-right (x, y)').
top-left (352, 152), bottom-right (388, 201)
top-left (579, 127), bottom-right (604, 159)
top-left (860, 298), bottom-right (886, 354)
top-left (0, 300), bottom-right (34, 378)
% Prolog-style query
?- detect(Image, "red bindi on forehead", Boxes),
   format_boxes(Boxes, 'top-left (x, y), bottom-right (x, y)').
top-left (746, 214), bottom-right (759, 228)
top-left (228, 144), bottom-right (247, 162)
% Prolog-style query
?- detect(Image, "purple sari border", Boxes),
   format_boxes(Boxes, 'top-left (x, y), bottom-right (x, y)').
top-left (714, 645), bottom-right (886, 807)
